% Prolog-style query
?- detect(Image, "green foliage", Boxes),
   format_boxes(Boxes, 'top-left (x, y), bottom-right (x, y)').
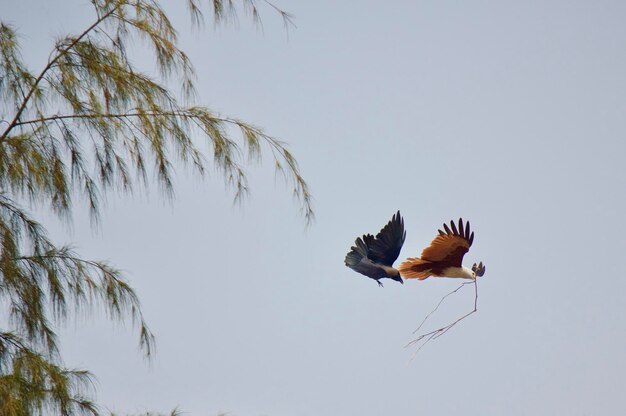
top-left (0, 0), bottom-right (312, 222)
top-left (0, 0), bottom-right (311, 414)
top-left (0, 349), bottom-right (98, 416)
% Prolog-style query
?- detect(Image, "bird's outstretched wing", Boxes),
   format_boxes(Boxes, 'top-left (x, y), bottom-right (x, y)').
top-left (364, 211), bottom-right (406, 266)
top-left (344, 211), bottom-right (406, 282)
top-left (344, 237), bottom-right (388, 280)
top-left (420, 218), bottom-right (473, 267)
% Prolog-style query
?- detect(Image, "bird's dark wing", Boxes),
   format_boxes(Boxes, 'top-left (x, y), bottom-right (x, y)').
top-left (366, 211), bottom-right (406, 266)
top-left (344, 236), bottom-right (387, 280)
top-left (420, 218), bottom-right (473, 267)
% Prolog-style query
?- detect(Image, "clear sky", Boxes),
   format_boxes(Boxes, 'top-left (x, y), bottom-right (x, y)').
top-left (3, 1), bottom-right (626, 415)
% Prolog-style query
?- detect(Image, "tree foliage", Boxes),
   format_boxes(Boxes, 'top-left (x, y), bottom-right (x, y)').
top-left (0, 0), bottom-right (310, 414)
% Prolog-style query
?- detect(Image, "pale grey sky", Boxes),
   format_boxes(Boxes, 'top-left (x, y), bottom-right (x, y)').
top-left (2, 0), bottom-right (626, 415)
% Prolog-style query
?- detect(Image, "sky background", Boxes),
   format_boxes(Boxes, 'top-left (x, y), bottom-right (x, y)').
top-left (2, 0), bottom-right (626, 415)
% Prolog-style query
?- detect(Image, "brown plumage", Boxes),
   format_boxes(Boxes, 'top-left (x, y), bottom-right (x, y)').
top-left (399, 218), bottom-right (477, 280)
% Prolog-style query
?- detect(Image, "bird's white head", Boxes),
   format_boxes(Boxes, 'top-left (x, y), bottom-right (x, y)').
top-left (462, 266), bottom-right (476, 280)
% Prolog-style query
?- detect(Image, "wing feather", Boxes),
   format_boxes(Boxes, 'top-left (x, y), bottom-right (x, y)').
top-left (366, 211), bottom-right (406, 266)
top-left (420, 218), bottom-right (473, 267)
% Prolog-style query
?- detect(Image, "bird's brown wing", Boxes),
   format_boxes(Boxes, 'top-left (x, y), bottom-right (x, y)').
top-left (420, 218), bottom-right (474, 267)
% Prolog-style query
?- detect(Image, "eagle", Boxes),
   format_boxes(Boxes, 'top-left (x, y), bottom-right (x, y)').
top-left (344, 211), bottom-right (406, 287)
top-left (399, 218), bottom-right (485, 280)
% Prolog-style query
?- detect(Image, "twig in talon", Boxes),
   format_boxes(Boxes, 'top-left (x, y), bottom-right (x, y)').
top-left (412, 281), bottom-right (473, 335)
top-left (407, 279), bottom-right (479, 358)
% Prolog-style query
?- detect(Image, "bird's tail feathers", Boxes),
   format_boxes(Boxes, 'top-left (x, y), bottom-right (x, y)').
top-left (399, 257), bottom-right (432, 280)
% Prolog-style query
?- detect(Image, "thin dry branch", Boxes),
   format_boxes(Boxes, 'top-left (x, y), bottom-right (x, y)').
top-left (406, 279), bottom-right (478, 357)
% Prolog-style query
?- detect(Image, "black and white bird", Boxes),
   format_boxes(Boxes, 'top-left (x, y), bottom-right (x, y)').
top-left (344, 211), bottom-right (406, 287)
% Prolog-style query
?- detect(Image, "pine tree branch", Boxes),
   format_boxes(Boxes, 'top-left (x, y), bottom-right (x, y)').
top-left (0, 5), bottom-right (118, 143)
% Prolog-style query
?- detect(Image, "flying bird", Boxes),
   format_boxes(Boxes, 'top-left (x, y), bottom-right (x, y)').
top-left (344, 211), bottom-right (406, 287)
top-left (399, 218), bottom-right (485, 280)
